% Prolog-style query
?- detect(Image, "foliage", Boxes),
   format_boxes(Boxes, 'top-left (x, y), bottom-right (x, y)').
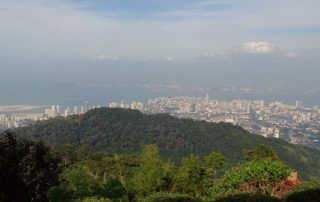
top-left (97, 177), bottom-right (127, 200)
top-left (2, 129), bottom-right (320, 202)
top-left (4, 108), bottom-right (320, 201)
top-left (203, 152), bottom-right (225, 178)
top-left (0, 131), bottom-right (60, 202)
top-left (48, 165), bottom-right (127, 201)
top-left (244, 144), bottom-right (280, 162)
top-left (80, 197), bottom-right (112, 202)
top-left (171, 152), bottom-right (225, 197)
top-left (172, 154), bottom-right (204, 196)
top-left (284, 181), bottom-right (320, 202)
top-left (209, 159), bottom-right (291, 197)
top-left (14, 108), bottom-right (320, 180)
top-left (139, 192), bottom-right (201, 202)
top-left (130, 145), bottom-right (173, 196)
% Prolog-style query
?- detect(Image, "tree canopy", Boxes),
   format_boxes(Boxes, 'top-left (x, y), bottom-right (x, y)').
top-left (14, 108), bottom-right (320, 180)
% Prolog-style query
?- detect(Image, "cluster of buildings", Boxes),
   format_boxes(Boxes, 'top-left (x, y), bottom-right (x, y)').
top-left (0, 101), bottom-right (101, 129)
top-left (0, 113), bottom-right (43, 129)
top-left (44, 101), bottom-right (102, 118)
top-left (1, 96), bottom-right (320, 150)
top-left (140, 95), bottom-right (320, 150)
top-left (109, 100), bottom-right (145, 111)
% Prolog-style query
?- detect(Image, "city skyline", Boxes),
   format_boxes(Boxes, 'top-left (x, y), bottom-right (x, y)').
top-left (1, 95), bottom-right (319, 151)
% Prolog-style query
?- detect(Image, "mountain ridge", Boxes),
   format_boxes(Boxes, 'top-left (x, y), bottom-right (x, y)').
top-left (14, 107), bottom-right (320, 180)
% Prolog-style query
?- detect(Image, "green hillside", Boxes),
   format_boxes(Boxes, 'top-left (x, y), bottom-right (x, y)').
top-left (15, 108), bottom-right (320, 180)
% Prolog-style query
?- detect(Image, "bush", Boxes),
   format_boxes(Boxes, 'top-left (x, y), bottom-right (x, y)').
top-left (209, 160), bottom-right (291, 197)
top-left (284, 181), bottom-right (320, 202)
top-left (96, 178), bottom-right (127, 200)
top-left (139, 192), bottom-right (201, 202)
top-left (214, 193), bottom-right (281, 202)
top-left (80, 197), bottom-right (112, 202)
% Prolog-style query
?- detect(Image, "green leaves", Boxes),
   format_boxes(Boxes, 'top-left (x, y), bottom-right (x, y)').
top-left (244, 144), bottom-right (280, 162)
top-left (209, 159), bottom-right (291, 198)
top-left (130, 145), bottom-right (173, 196)
top-left (14, 108), bottom-right (320, 180)
top-left (204, 152), bottom-right (225, 178)
top-left (172, 152), bottom-right (225, 197)
top-left (4, 126), bottom-right (320, 202)
top-left (48, 165), bottom-right (127, 201)
top-left (172, 154), bottom-right (203, 196)
top-left (63, 166), bottom-right (98, 198)
top-left (0, 131), bottom-right (60, 202)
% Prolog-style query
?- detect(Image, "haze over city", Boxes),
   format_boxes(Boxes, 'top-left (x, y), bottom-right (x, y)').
top-left (1, 0), bottom-right (320, 88)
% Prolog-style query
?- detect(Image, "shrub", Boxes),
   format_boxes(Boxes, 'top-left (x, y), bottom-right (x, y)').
top-left (209, 160), bottom-right (291, 197)
top-left (81, 197), bottom-right (112, 202)
top-left (139, 192), bottom-right (201, 202)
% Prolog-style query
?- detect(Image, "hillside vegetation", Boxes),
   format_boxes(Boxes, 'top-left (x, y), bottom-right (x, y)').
top-left (2, 132), bottom-right (319, 202)
top-left (15, 108), bottom-right (320, 180)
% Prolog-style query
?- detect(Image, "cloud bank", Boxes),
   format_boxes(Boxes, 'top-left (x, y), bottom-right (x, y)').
top-left (242, 41), bottom-right (275, 54)
top-left (0, 0), bottom-right (318, 62)
top-left (95, 55), bottom-right (119, 61)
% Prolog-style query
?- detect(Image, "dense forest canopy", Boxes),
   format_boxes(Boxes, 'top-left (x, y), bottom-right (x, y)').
top-left (15, 108), bottom-right (320, 180)
top-left (2, 132), bottom-right (320, 202)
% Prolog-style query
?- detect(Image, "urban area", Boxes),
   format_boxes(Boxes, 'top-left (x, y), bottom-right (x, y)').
top-left (1, 94), bottom-right (320, 150)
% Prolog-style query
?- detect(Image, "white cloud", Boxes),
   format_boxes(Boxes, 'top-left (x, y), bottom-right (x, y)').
top-left (0, 0), bottom-right (316, 62)
top-left (242, 41), bottom-right (275, 54)
top-left (165, 57), bottom-right (174, 61)
top-left (199, 42), bottom-right (297, 59)
top-left (95, 54), bottom-right (119, 61)
top-left (200, 50), bottom-right (231, 58)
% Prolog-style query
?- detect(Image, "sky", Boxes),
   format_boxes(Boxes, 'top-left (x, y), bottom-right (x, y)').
top-left (1, 0), bottom-right (320, 86)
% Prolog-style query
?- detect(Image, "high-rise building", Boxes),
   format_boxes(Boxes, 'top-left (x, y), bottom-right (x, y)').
top-left (56, 105), bottom-right (60, 114)
top-left (84, 101), bottom-right (89, 113)
top-left (109, 102), bottom-right (119, 108)
top-left (190, 103), bottom-right (196, 112)
top-left (313, 105), bottom-right (319, 111)
top-left (51, 105), bottom-right (56, 118)
top-left (74, 106), bottom-right (78, 115)
top-left (274, 128), bottom-right (280, 138)
top-left (259, 100), bottom-right (264, 110)
top-left (136, 102), bottom-right (144, 112)
top-left (64, 107), bottom-right (70, 116)
top-left (120, 100), bottom-right (125, 108)
top-left (295, 100), bottom-right (302, 108)
top-left (205, 93), bottom-right (209, 104)
top-left (246, 103), bottom-right (251, 114)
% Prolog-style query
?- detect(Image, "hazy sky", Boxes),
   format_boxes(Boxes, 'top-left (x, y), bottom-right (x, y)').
top-left (1, 0), bottom-right (320, 86)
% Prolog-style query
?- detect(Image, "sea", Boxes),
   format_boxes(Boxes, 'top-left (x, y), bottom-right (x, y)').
top-left (0, 83), bottom-right (320, 110)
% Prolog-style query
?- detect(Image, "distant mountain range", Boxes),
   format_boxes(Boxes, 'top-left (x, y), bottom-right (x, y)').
top-left (14, 108), bottom-right (320, 180)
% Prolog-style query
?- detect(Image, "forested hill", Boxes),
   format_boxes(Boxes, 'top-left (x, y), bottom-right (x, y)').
top-left (15, 107), bottom-right (320, 180)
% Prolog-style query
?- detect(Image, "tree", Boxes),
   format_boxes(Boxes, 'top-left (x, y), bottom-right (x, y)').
top-left (130, 145), bottom-right (173, 196)
top-left (0, 131), bottom-right (60, 202)
top-left (203, 152), bottom-right (225, 178)
top-left (97, 178), bottom-right (127, 200)
top-left (172, 154), bottom-right (205, 197)
top-left (244, 145), bottom-right (280, 162)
